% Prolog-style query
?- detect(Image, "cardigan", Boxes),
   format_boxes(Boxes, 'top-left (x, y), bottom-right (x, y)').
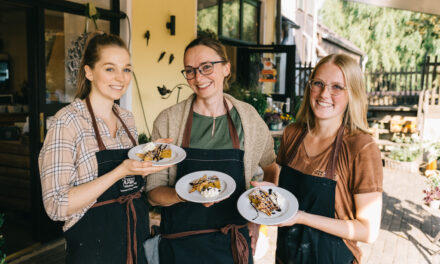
top-left (145, 93), bottom-right (276, 192)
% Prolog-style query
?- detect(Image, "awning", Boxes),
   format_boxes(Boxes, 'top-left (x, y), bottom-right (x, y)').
top-left (348, 0), bottom-right (440, 16)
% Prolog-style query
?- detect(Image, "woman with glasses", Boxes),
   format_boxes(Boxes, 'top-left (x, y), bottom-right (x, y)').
top-left (147, 36), bottom-right (279, 264)
top-left (254, 54), bottom-right (383, 263)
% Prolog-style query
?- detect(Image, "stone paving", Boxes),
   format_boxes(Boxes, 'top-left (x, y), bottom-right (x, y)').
top-left (255, 167), bottom-right (440, 264)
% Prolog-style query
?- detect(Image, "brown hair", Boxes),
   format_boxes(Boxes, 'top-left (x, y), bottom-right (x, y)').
top-left (296, 54), bottom-right (370, 134)
top-left (184, 37), bottom-right (231, 90)
top-left (75, 32), bottom-right (129, 99)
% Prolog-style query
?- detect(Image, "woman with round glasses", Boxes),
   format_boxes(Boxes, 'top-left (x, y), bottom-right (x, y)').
top-left (146, 36), bottom-right (279, 263)
top-left (255, 54), bottom-right (383, 263)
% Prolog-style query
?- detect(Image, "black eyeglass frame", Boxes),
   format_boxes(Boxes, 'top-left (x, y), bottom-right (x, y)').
top-left (181, 61), bottom-right (227, 80)
top-left (307, 79), bottom-right (347, 96)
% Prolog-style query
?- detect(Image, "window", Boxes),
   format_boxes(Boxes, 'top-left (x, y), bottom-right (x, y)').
top-left (197, 0), bottom-right (260, 44)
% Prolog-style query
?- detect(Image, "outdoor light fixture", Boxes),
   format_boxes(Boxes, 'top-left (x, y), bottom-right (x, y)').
top-left (166, 15), bottom-right (176, 35)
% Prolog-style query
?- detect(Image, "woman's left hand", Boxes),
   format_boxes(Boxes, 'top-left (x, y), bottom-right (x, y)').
top-left (277, 210), bottom-right (304, 227)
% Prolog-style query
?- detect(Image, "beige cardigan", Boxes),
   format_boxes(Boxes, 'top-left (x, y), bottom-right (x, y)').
top-left (145, 93), bottom-right (276, 192)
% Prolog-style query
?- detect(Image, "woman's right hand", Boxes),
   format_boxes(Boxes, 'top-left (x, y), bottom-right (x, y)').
top-left (117, 159), bottom-right (171, 178)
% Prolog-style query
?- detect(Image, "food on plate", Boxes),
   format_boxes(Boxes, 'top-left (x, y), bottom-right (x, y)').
top-left (135, 143), bottom-right (172, 161)
top-left (249, 188), bottom-right (281, 216)
top-left (189, 175), bottom-right (221, 198)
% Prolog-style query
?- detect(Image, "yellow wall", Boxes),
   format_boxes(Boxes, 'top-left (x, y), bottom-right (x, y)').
top-left (131, 0), bottom-right (277, 136)
top-left (131, 0), bottom-right (196, 136)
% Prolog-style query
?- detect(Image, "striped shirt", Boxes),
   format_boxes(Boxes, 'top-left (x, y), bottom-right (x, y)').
top-left (38, 98), bottom-right (138, 231)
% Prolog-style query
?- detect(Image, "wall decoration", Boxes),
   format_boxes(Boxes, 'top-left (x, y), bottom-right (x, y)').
top-left (169, 54), bottom-right (174, 64)
top-left (66, 32), bottom-right (90, 89)
top-left (144, 30), bottom-right (150, 46)
top-left (158, 51), bottom-right (166, 62)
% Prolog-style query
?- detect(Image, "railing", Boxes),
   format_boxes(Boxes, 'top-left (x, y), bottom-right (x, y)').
top-left (365, 67), bottom-right (424, 106)
top-left (293, 57), bottom-right (438, 108)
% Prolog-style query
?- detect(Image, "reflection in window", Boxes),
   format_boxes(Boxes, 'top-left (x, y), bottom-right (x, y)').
top-left (198, 0), bottom-right (218, 35)
top-left (222, 0), bottom-right (240, 39)
top-left (242, 1), bottom-right (258, 43)
top-left (44, 10), bottom-right (109, 104)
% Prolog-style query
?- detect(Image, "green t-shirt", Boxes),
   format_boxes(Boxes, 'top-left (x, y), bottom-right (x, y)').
top-left (189, 107), bottom-right (244, 150)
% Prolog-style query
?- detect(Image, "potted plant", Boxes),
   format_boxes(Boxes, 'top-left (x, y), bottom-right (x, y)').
top-left (423, 171), bottom-right (440, 209)
top-left (226, 82), bottom-right (268, 118)
top-left (264, 112), bottom-right (283, 131)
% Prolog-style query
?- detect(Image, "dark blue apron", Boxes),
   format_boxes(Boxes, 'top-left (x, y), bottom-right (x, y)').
top-left (276, 125), bottom-right (354, 264)
top-left (64, 97), bottom-right (149, 264)
top-left (159, 98), bottom-right (252, 264)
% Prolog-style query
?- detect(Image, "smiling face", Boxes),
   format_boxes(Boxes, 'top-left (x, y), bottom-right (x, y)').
top-left (184, 45), bottom-right (230, 101)
top-left (309, 62), bottom-right (349, 124)
top-left (84, 46), bottom-right (131, 102)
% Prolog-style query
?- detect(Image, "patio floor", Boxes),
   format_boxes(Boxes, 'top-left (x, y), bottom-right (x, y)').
top-left (6, 168), bottom-right (440, 264)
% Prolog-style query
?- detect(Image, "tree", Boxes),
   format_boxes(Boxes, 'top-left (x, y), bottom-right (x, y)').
top-left (319, 0), bottom-right (440, 70)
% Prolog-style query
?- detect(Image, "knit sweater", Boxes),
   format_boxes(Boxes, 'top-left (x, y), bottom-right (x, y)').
top-left (145, 93), bottom-right (276, 192)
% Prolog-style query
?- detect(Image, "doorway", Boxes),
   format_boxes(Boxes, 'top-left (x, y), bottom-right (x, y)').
top-left (0, 2), bottom-right (35, 255)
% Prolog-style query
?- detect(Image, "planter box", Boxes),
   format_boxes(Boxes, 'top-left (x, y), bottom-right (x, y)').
top-left (384, 156), bottom-right (422, 173)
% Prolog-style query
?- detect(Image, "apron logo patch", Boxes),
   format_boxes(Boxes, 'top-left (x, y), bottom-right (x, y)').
top-left (120, 176), bottom-right (139, 193)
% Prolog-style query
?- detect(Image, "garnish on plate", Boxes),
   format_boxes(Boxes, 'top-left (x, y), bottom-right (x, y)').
top-left (136, 142), bottom-right (172, 161)
top-left (189, 175), bottom-right (221, 198)
top-left (248, 188), bottom-right (281, 218)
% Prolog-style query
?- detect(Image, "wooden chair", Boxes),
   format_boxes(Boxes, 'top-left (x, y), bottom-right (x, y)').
top-left (417, 57), bottom-right (440, 142)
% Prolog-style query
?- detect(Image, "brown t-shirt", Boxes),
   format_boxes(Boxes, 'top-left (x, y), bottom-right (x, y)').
top-left (276, 124), bottom-right (383, 264)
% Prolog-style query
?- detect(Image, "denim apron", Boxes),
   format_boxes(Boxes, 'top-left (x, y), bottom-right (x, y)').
top-left (159, 98), bottom-right (252, 264)
top-left (276, 125), bottom-right (354, 264)
top-left (64, 97), bottom-right (149, 264)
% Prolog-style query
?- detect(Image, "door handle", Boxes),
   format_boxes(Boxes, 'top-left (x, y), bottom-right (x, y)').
top-left (40, 112), bottom-right (44, 143)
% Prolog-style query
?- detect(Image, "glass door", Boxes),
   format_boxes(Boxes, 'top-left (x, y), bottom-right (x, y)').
top-left (236, 45), bottom-right (296, 113)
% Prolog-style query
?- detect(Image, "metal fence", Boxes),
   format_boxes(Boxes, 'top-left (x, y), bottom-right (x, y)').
top-left (294, 56), bottom-right (439, 107)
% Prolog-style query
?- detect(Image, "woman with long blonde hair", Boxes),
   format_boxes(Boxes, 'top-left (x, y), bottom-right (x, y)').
top-left (255, 54), bottom-right (383, 263)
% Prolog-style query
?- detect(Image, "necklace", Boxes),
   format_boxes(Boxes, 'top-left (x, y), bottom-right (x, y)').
top-left (194, 101), bottom-right (226, 137)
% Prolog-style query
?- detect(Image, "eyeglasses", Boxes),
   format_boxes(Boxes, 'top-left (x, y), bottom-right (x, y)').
top-left (181, 61), bottom-right (226, 80)
top-left (308, 79), bottom-right (347, 96)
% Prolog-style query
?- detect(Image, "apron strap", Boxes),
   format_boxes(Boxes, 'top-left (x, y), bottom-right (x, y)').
top-left (325, 125), bottom-right (345, 180)
top-left (286, 126), bottom-right (308, 165)
top-left (85, 97), bottom-right (137, 151)
top-left (162, 223), bottom-right (249, 264)
top-left (286, 124), bottom-right (345, 181)
top-left (182, 97), bottom-right (240, 149)
top-left (92, 191), bottom-right (142, 264)
top-left (112, 106), bottom-right (137, 147)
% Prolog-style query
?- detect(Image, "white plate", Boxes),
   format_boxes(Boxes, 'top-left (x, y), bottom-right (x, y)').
top-left (237, 186), bottom-right (298, 225)
top-left (128, 143), bottom-right (186, 166)
top-left (175, 170), bottom-right (236, 203)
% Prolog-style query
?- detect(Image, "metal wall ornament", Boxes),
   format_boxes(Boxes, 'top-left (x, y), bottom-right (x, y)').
top-left (144, 30), bottom-right (150, 46)
top-left (158, 51), bottom-right (166, 62)
top-left (169, 54), bottom-right (174, 64)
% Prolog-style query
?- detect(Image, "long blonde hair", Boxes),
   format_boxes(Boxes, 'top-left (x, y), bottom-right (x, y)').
top-left (296, 54), bottom-right (370, 134)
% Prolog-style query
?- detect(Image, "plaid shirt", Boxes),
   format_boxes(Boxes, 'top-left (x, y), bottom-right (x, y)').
top-left (38, 98), bottom-right (138, 231)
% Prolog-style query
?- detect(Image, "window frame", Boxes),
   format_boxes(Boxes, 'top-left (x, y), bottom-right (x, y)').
top-left (199, 0), bottom-right (261, 45)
